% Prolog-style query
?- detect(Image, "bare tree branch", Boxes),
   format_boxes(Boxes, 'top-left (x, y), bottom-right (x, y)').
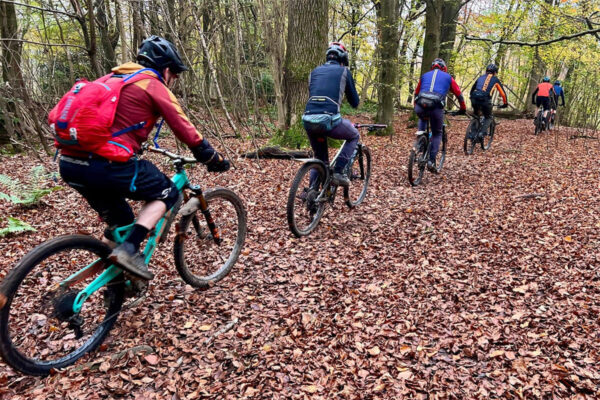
top-left (0, 38), bottom-right (87, 50)
top-left (464, 27), bottom-right (600, 47)
top-left (0, 0), bottom-right (77, 18)
top-left (337, 4), bottom-right (376, 41)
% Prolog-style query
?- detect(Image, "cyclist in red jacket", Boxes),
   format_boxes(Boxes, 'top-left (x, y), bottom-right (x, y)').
top-left (531, 76), bottom-right (557, 129)
top-left (59, 36), bottom-right (230, 280)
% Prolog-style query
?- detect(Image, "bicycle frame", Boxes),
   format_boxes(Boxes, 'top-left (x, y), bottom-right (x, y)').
top-left (65, 158), bottom-right (217, 314)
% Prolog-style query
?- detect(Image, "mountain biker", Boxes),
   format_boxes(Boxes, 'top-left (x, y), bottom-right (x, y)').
top-left (551, 80), bottom-right (565, 125)
top-left (469, 63), bottom-right (508, 137)
top-left (58, 35), bottom-right (230, 281)
top-left (531, 76), bottom-right (556, 129)
top-left (302, 41), bottom-right (360, 187)
top-left (413, 58), bottom-right (466, 172)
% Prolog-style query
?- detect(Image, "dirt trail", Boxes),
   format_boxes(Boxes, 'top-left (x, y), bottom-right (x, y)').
top-left (1, 115), bottom-right (599, 398)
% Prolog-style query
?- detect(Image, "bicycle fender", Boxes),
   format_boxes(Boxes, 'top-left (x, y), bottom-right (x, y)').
top-left (180, 197), bottom-right (200, 217)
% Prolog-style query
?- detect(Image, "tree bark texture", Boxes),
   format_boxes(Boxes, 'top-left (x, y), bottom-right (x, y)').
top-left (375, 0), bottom-right (400, 135)
top-left (420, 0), bottom-right (442, 76)
top-left (438, 0), bottom-right (461, 73)
top-left (283, 0), bottom-right (328, 128)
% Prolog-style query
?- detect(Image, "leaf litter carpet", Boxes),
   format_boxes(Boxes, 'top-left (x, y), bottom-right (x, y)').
top-left (0, 115), bottom-right (599, 399)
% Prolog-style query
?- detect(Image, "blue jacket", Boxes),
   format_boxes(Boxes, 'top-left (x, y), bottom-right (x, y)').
top-left (415, 69), bottom-right (466, 109)
top-left (304, 61), bottom-right (360, 115)
top-left (553, 84), bottom-right (565, 105)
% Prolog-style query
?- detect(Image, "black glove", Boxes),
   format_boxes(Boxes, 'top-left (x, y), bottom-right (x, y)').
top-left (191, 141), bottom-right (230, 173)
top-left (456, 109), bottom-right (466, 115)
top-left (499, 103), bottom-right (509, 109)
top-left (207, 157), bottom-right (230, 172)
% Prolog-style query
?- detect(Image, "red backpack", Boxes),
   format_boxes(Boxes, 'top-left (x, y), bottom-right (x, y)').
top-left (49, 68), bottom-right (162, 160)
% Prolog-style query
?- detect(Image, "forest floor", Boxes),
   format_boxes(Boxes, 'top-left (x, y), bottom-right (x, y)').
top-left (0, 113), bottom-right (599, 399)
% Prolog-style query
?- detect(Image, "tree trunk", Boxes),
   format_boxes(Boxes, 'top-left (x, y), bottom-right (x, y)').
top-left (375, 0), bottom-right (400, 135)
top-left (283, 0), bottom-right (328, 129)
top-left (257, 0), bottom-right (287, 130)
top-left (439, 0), bottom-right (461, 73)
top-left (96, 0), bottom-right (117, 71)
top-left (0, 0), bottom-right (23, 148)
top-left (407, 34), bottom-right (422, 104)
top-left (420, 0), bottom-right (442, 76)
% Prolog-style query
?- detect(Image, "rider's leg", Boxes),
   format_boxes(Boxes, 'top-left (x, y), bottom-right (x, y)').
top-left (323, 119), bottom-right (359, 187)
top-left (428, 107), bottom-right (445, 164)
top-left (479, 102), bottom-right (493, 135)
top-left (306, 131), bottom-right (329, 188)
top-left (414, 104), bottom-right (429, 134)
top-left (328, 119), bottom-right (359, 174)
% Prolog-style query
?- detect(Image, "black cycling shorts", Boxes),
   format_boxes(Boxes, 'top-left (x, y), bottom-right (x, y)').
top-left (536, 96), bottom-right (551, 111)
top-left (59, 156), bottom-right (179, 227)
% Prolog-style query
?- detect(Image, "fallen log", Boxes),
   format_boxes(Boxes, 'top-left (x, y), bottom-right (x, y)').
top-left (242, 146), bottom-right (312, 159)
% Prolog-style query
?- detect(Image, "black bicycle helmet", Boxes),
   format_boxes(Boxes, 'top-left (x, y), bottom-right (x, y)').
top-left (542, 76), bottom-right (550, 82)
top-left (486, 63), bottom-right (498, 74)
top-left (326, 42), bottom-right (349, 66)
top-left (554, 80), bottom-right (561, 86)
top-left (137, 35), bottom-right (188, 74)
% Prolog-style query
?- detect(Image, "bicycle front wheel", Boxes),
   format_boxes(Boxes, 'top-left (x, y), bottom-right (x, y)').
top-left (0, 235), bottom-right (124, 376)
top-left (344, 144), bottom-right (371, 208)
top-left (464, 119), bottom-right (479, 155)
top-left (174, 188), bottom-right (247, 290)
top-left (408, 135), bottom-right (427, 186)
top-left (287, 162), bottom-right (327, 237)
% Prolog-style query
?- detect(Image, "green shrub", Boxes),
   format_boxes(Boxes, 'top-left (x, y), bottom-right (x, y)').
top-left (0, 165), bottom-right (61, 207)
top-left (341, 99), bottom-right (378, 115)
top-left (0, 217), bottom-right (36, 237)
top-left (268, 120), bottom-right (342, 150)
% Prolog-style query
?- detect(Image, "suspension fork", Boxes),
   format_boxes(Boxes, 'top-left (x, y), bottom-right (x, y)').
top-left (192, 188), bottom-right (223, 245)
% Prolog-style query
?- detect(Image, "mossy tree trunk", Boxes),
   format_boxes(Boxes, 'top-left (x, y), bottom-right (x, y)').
top-left (283, 0), bottom-right (328, 129)
top-left (374, 0), bottom-right (400, 136)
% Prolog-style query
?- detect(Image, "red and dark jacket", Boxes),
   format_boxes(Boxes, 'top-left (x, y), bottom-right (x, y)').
top-left (61, 62), bottom-right (205, 160)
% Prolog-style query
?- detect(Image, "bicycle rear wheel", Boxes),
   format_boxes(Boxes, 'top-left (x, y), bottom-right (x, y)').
top-left (408, 135), bottom-right (427, 186)
top-left (0, 235), bottom-right (124, 376)
top-left (287, 162), bottom-right (327, 237)
top-left (435, 129), bottom-right (447, 172)
top-left (344, 144), bottom-right (371, 208)
top-left (534, 111), bottom-right (542, 135)
top-left (174, 188), bottom-right (247, 289)
top-left (464, 119), bottom-right (479, 155)
top-left (482, 120), bottom-right (495, 150)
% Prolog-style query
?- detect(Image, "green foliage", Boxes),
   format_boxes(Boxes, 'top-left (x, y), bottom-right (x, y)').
top-left (268, 120), bottom-right (343, 150)
top-left (0, 166), bottom-right (61, 207)
top-left (340, 99), bottom-right (378, 115)
top-left (256, 72), bottom-right (275, 103)
top-left (268, 120), bottom-right (309, 149)
top-left (0, 217), bottom-right (36, 237)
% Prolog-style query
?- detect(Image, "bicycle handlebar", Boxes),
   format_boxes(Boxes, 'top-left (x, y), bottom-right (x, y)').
top-left (143, 144), bottom-right (198, 164)
top-left (354, 123), bottom-right (388, 132)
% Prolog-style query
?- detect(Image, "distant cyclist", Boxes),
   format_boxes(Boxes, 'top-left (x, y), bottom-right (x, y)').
top-left (550, 80), bottom-right (565, 126)
top-left (302, 42), bottom-right (360, 187)
top-left (531, 76), bottom-right (556, 129)
top-left (469, 63), bottom-right (508, 137)
top-left (413, 58), bottom-right (466, 172)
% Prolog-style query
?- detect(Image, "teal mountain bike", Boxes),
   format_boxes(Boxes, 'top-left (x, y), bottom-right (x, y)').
top-left (0, 146), bottom-right (247, 375)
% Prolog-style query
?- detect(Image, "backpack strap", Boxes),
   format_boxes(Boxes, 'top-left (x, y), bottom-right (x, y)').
top-left (111, 121), bottom-right (147, 137)
top-left (123, 68), bottom-right (164, 84)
